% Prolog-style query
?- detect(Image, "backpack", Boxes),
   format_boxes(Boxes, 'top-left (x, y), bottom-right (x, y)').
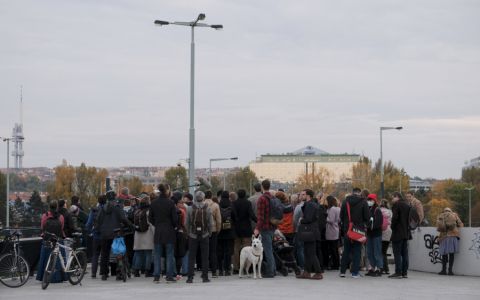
top-left (192, 206), bottom-right (208, 236)
top-left (267, 195), bottom-right (284, 225)
top-left (220, 206), bottom-right (232, 230)
top-left (380, 208), bottom-right (390, 231)
top-left (44, 215), bottom-right (63, 237)
top-left (408, 205), bottom-right (420, 230)
top-left (134, 209), bottom-right (149, 233)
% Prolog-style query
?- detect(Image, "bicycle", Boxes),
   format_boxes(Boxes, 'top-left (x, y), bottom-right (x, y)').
top-left (0, 229), bottom-right (30, 288)
top-left (112, 228), bottom-right (130, 282)
top-left (41, 231), bottom-right (87, 290)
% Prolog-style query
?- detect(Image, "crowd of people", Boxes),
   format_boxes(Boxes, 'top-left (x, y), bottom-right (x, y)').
top-left (36, 180), bottom-right (465, 284)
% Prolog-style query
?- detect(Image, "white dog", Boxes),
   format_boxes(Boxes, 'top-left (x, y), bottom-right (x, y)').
top-left (239, 235), bottom-right (263, 279)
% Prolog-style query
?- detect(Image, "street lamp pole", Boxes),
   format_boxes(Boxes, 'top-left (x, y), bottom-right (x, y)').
top-left (1, 137), bottom-right (10, 228)
top-left (380, 126), bottom-right (403, 198)
top-left (465, 187), bottom-right (474, 227)
top-left (154, 14), bottom-right (223, 195)
top-left (209, 157), bottom-right (238, 188)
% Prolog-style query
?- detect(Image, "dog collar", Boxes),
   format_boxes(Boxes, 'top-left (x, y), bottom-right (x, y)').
top-left (253, 253), bottom-right (261, 257)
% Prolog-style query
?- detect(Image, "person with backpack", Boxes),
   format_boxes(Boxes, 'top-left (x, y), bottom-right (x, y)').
top-left (406, 191), bottom-right (425, 227)
top-left (172, 191), bottom-right (188, 278)
top-left (389, 192), bottom-right (411, 279)
top-left (58, 199), bottom-right (79, 238)
top-left (96, 190), bottom-right (134, 281)
top-left (436, 207), bottom-right (464, 275)
top-left (186, 191), bottom-right (213, 283)
top-left (85, 194), bottom-right (107, 278)
top-left (380, 199), bottom-right (393, 275)
top-left (149, 183), bottom-right (178, 283)
top-left (36, 200), bottom-right (66, 283)
top-left (254, 179), bottom-right (278, 278)
top-left (365, 194), bottom-right (384, 277)
top-left (217, 191), bottom-right (234, 276)
top-left (132, 195), bottom-right (154, 278)
top-left (325, 195), bottom-right (340, 270)
top-left (339, 187), bottom-right (370, 279)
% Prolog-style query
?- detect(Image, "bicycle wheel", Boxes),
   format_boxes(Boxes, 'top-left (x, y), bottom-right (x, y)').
top-left (42, 253), bottom-right (57, 290)
top-left (0, 253), bottom-right (30, 288)
top-left (68, 251), bottom-right (87, 285)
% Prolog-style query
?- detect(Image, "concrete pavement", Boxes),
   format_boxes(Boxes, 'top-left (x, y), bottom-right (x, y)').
top-left (1, 269), bottom-right (479, 300)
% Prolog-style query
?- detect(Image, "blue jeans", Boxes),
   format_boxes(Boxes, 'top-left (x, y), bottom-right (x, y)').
top-left (340, 236), bottom-right (362, 275)
top-left (261, 230), bottom-right (276, 276)
top-left (366, 235), bottom-right (383, 269)
top-left (153, 243), bottom-right (174, 278)
top-left (181, 251), bottom-right (189, 275)
top-left (294, 236), bottom-right (305, 269)
top-left (392, 239), bottom-right (409, 275)
top-left (133, 250), bottom-right (152, 271)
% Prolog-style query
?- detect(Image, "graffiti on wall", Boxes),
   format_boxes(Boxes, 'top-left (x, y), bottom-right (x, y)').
top-left (470, 231), bottom-right (480, 259)
top-left (424, 234), bottom-right (442, 264)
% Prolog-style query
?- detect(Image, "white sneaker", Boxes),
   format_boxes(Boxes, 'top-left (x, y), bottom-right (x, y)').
top-left (339, 273), bottom-right (346, 278)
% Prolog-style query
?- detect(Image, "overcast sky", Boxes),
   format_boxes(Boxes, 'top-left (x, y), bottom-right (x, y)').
top-left (1, 0), bottom-right (479, 179)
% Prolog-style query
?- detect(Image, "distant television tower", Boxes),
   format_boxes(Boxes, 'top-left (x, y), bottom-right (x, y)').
top-left (11, 86), bottom-right (25, 169)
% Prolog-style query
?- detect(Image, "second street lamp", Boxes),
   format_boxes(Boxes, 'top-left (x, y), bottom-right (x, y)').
top-left (380, 126), bottom-right (403, 198)
top-left (154, 14), bottom-right (223, 195)
top-left (209, 157), bottom-right (238, 188)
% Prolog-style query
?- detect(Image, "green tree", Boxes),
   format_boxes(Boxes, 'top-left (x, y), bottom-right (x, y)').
top-left (223, 167), bottom-right (259, 195)
top-left (164, 166), bottom-right (188, 192)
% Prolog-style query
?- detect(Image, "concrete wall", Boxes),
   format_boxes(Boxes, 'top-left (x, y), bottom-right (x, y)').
top-left (409, 227), bottom-right (480, 276)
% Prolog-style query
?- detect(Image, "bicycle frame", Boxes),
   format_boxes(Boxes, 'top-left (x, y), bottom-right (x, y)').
top-left (47, 240), bottom-right (81, 273)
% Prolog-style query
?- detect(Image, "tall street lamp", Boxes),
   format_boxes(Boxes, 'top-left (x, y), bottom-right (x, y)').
top-left (154, 14), bottom-right (223, 195)
top-left (209, 157), bottom-right (238, 189)
top-left (380, 126), bottom-right (403, 198)
top-left (465, 187), bottom-right (474, 227)
top-left (1, 137), bottom-right (10, 228)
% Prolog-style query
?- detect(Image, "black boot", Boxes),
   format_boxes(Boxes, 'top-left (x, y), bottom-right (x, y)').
top-left (439, 255), bottom-right (447, 275)
top-left (448, 254), bottom-right (455, 275)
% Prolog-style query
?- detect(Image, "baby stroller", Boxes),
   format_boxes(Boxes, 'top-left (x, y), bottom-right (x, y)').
top-left (273, 230), bottom-right (301, 276)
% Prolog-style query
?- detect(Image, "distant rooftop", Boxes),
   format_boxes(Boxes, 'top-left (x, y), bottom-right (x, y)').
top-left (291, 146), bottom-right (329, 155)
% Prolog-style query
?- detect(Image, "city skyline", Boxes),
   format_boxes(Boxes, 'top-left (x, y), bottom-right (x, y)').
top-left (1, 1), bottom-right (479, 180)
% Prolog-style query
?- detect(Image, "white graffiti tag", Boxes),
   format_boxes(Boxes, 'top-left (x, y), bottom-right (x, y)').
top-left (470, 232), bottom-right (480, 259)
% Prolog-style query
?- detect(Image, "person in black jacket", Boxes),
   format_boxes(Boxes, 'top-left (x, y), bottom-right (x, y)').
top-left (58, 199), bottom-right (79, 238)
top-left (232, 189), bottom-right (257, 273)
top-left (339, 187), bottom-right (370, 278)
top-left (217, 191), bottom-right (234, 276)
top-left (96, 191), bottom-right (133, 281)
top-left (365, 194), bottom-right (384, 277)
top-left (296, 189), bottom-right (323, 280)
top-left (388, 192), bottom-right (411, 279)
top-left (149, 183), bottom-right (178, 283)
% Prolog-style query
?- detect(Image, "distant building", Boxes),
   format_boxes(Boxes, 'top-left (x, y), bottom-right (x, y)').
top-left (464, 156), bottom-right (480, 169)
top-left (249, 146), bottom-right (361, 184)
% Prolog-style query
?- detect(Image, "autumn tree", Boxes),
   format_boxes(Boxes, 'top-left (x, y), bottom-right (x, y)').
top-left (118, 176), bottom-right (144, 196)
top-left (48, 160), bottom-right (109, 209)
top-left (424, 198), bottom-right (454, 226)
top-left (293, 167), bottom-right (334, 194)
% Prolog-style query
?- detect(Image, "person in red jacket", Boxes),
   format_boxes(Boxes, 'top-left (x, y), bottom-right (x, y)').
top-left (276, 191), bottom-right (294, 245)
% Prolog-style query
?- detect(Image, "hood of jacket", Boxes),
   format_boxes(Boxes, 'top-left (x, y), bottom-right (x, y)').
top-left (346, 194), bottom-right (364, 207)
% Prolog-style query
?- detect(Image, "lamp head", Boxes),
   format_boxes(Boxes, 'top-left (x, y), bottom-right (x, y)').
top-left (154, 20), bottom-right (170, 26)
top-left (197, 13), bottom-right (206, 21)
top-left (211, 24), bottom-right (223, 30)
